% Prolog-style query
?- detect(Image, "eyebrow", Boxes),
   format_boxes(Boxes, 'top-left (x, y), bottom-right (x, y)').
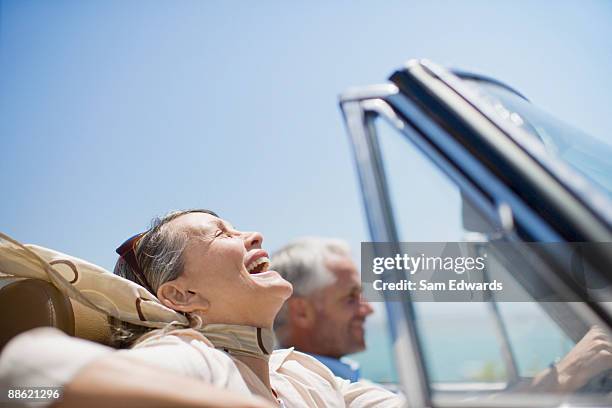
top-left (213, 219), bottom-right (234, 231)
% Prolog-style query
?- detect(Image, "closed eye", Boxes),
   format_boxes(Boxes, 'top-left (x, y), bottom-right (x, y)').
top-left (213, 220), bottom-right (239, 239)
top-left (215, 228), bottom-right (234, 238)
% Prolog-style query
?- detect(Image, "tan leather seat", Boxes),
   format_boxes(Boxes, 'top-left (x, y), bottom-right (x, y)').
top-left (0, 276), bottom-right (112, 352)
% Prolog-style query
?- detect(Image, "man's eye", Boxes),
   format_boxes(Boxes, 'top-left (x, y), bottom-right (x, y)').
top-left (347, 294), bottom-right (359, 304)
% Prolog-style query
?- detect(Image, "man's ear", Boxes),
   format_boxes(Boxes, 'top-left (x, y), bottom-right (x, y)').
top-left (287, 297), bottom-right (316, 329)
top-left (157, 281), bottom-right (210, 314)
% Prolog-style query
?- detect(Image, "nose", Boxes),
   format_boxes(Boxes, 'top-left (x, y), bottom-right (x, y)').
top-left (244, 231), bottom-right (264, 250)
top-left (359, 297), bottom-right (374, 317)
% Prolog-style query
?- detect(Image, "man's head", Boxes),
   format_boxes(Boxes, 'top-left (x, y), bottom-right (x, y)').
top-left (272, 238), bottom-right (373, 358)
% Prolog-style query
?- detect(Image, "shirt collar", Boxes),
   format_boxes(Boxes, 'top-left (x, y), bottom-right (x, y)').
top-left (307, 353), bottom-right (361, 382)
top-left (269, 347), bottom-right (295, 372)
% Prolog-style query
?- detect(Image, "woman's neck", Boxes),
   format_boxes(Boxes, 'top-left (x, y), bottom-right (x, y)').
top-left (193, 322), bottom-right (278, 402)
top-left (233, 354), bottom-right (276, 402)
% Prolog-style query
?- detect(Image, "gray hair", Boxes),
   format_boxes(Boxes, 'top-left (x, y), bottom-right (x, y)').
top-left (110, 209), bottom-right (217, 348)
top-left (271, 237), bottom-right (351, 346)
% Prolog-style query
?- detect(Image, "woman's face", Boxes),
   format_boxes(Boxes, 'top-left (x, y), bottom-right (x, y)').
top-left (158, 212), bottom-right (293, 328)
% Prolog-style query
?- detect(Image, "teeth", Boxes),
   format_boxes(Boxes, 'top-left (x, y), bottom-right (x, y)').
top-left (247, 256), bottom-right (270, 274)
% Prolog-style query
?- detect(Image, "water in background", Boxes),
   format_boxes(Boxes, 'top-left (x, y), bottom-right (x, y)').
top-left (349, 303), bottom-right (574, 384)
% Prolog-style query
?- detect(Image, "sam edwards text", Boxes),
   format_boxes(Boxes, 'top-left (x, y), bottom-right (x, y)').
top-left (372, 279), bottom-right (503, 291)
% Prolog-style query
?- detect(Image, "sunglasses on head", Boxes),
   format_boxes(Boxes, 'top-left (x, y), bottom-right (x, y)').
top-left (116, 232), bottom-right (155, 295)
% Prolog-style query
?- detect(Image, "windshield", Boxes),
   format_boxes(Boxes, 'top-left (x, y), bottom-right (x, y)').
top-left (463, 79), bottom-right (612, 198)
top-left (366, 112), bottom-right (612, 401)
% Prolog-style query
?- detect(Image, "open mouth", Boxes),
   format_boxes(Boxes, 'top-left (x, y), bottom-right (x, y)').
top-left (246, 256), bottom-right (270, 274)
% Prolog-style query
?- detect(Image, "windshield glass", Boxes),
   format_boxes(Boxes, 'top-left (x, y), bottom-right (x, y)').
top-left (368, 112), bottom-right (612, 401)
top-left (463, 79), bottom-right (612, 198)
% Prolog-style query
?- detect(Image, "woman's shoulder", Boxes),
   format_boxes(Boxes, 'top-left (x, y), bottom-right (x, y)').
top-left (133, 328), bottom-right (215, 349)
top-left (122, 328), bottom-right (243, 385)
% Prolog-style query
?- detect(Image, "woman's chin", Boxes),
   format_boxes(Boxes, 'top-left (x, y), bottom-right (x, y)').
top-left (250, 270), bottom-right (293, 298)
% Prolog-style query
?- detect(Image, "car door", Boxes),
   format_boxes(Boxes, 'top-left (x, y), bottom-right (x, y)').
top-left (339, 59), bottom-right (612, 407)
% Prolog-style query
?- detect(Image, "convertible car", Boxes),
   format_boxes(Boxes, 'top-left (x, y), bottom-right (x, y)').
top-left (339, 59), bottom-right (612, 407)
top-left (0, 59), bottom-right (610, 408)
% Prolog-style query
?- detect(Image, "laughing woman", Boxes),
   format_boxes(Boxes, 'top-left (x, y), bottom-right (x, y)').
top-left (2, 209), bottom-right (611, 407)
top-left (77, 209), bottom-right (403, 407)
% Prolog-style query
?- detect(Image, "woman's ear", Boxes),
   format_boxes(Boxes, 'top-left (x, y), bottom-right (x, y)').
top-left (157, 281), bottom-right (210, 313)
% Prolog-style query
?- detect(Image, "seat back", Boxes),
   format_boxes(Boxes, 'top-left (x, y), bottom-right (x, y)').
top-left (0, 276), bottom-right (112, 352)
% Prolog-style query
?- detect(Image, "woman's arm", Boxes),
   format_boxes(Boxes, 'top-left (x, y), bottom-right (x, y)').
top-left (0, 328), bottom-right (272, 408)
top-left (55, 354), bottom-right (274, 408)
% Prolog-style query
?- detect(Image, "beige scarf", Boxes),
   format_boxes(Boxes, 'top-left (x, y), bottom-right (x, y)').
top-left (0, 232), bottom-right (272, 360)
top-left (201, 324), bottom-right (273, 358)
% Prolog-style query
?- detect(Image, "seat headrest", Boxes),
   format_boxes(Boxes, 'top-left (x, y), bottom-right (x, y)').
top-left (0, 233), bottom-right (183, 348)
top-left (0, 276), bottom-right (112, 352)
top-left (0, 277), bottom-right (73, 351)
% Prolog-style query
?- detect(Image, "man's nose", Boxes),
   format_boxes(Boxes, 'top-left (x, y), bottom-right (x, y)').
top-left (359, 297), bottom-right (374, 317)
top-left (244, 231), bottom-right (264, 250)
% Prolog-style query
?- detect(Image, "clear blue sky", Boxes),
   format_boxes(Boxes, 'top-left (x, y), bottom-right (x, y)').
top-left (2, 0), bottom-right (612, 270)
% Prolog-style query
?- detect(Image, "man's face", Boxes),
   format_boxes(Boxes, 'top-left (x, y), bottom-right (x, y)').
top-left (309, 254), bottom-right (374, 358)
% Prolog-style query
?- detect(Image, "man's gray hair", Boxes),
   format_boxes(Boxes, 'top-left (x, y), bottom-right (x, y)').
top-left (271, 237), bottom-right (351, 345)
